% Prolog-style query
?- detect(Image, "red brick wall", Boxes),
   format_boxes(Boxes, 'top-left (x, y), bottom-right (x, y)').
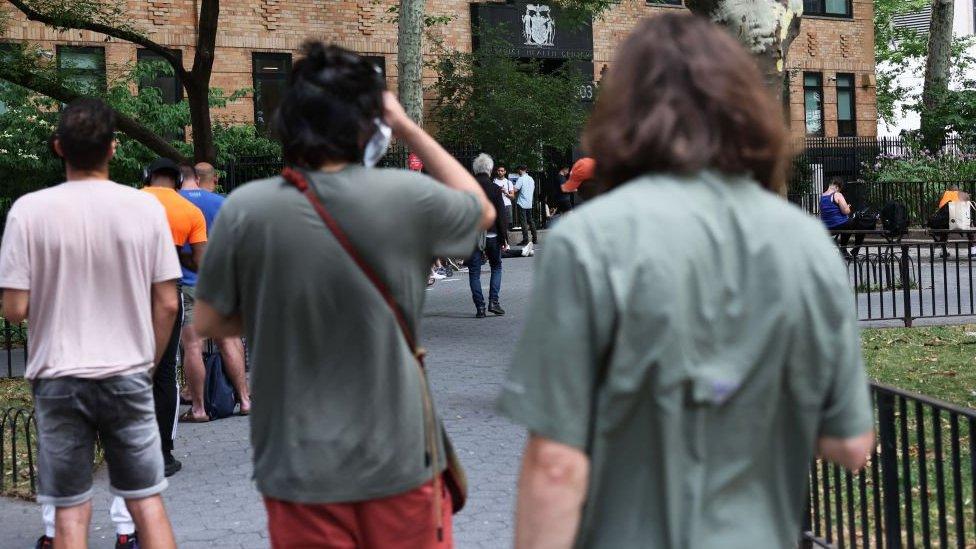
top-left (1, 0), bottom-right (875, 139)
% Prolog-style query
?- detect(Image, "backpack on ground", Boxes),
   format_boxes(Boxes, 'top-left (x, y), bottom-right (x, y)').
top-left (204, 348), bottom-right (237, 420)
top-left (880, 200), bottom-right (909, 237)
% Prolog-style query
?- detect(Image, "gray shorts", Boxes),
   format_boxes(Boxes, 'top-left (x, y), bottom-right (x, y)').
top-left (32, 372), bottom-right (168, 507)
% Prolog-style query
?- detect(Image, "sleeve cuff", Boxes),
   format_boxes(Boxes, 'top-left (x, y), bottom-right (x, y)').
top-left (497, 389), bottom-right (588, 451)
top-left (0, 279), bottom-right (30, 290)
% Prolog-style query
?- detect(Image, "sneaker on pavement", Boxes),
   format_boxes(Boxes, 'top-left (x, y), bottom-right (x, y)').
top-left (488, 302), bottom-right (506, 316)
top-left (476, 307), bottom-right (487, 318)
top-left (164, 452), bottom-right (182, 477)
top-left (431, 270), bottom-right (446, 280)
top-left (35, 535), bottom-right (53, 549)
top-left (116, 532), bottom-right (140, 549)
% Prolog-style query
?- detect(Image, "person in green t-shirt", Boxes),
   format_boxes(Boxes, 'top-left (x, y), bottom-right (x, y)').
top-left (192, 43), bottom-right (494, 548)
top-left (497, 15), bottom-right (875, 549)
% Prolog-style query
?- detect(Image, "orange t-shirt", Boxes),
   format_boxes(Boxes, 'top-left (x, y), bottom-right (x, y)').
top-left (142, 187), bottom-right (208, 246)
top-left (939, 190), bottom-right (961, 210)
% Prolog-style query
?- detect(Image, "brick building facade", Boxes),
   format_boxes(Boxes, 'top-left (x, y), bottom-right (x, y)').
top-left (1, 0), bottom-right (876, 140)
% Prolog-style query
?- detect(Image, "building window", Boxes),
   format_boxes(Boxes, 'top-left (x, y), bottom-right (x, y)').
top-left (646, 0), bottom-right (683, 5)
top-left (0, 44), bottom-right (14, 115)
top-left (836, 73), bottom-right (856, 137)
top-left (803, 72), bottom-right (825, 137)
top-left (252, 52), bottom-right (291, 133)
top-left (803, 0), bottom-right (851, 17)
top-left (57, 46), bottom-right (106, 95)
top-left (137, 49), bottom-right (183, 104)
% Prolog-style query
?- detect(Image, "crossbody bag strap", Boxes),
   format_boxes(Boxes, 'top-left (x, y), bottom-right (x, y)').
top-left (281, 167), bottom-right (445, 538)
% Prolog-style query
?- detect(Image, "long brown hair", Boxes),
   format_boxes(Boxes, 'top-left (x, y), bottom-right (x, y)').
top-left (584, 14), bottom-right (788, 193)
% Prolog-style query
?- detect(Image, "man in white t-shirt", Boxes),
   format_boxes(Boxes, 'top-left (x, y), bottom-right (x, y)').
top-left (0, 99), bottom-right (180, 549)
top-left (494, 164), bottom-right (515, 226)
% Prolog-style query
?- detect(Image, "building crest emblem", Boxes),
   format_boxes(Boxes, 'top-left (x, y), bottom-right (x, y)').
top-left (522, 4), bottom-right (555, 47)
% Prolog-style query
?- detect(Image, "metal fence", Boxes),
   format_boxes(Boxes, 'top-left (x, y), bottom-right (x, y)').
top-left (0, 406), bottom-right (37, 498)
top-left (803, 382), bottom-right (975, 549)
top-left (790, 136), bottom-right (972, 192)
top-left (2, 319), bottom-right (27, 378)
top-left (843, 237), bottom-right (976, 326)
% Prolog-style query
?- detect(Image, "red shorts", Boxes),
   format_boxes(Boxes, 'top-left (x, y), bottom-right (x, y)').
top-left (264, 477), bottom-right (454, 549)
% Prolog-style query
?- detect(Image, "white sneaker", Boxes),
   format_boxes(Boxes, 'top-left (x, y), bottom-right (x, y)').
top-left (522, 242), bottom-right (535, 257)
top-left (431, 270), bottom-right (447, 280)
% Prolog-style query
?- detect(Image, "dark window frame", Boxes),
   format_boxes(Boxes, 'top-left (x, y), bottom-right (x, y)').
top-left (646, 0), bottom-right (683, 6)
top-left (362, 55), bottom-right (388, 81)
top-left (0, 44), bottom-right (14, 115)
top-left (836, 72), bottom-right (857, 137)
top-left (252, 52), bottom-right (292, 134)
top-left (57, 45), bottom-right (106, 95)
top-left (137, 48), bottom-right (184, 104)
top-left (803, 72), bottom-right (825, 137)
top-left (803, 0), bottom-right (853, 18)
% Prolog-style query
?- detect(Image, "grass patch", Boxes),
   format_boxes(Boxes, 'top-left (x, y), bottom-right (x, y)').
top-left (862, 325), bottom-right (976, 408)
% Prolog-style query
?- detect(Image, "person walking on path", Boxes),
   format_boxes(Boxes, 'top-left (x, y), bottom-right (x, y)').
top-left (177, 165), bottom-right (251, 422)
top-left (514, 166), bottom-right (537, 247)
top-left (0, 98), bottom-right (179, 549)
top-left (194, 162), bottom-right (220, 194)
top-left (468, 153), bottom-right (509, 318)
top-left (193, 43), bottom-right (493, 548)
top-left (142, 157), bottom-right (209, 477)
top-left (497, 15), bottom-right (875, 549)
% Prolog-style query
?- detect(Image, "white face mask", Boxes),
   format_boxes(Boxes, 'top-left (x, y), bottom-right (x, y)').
top-left (363, 118), bottom-right (392, 168)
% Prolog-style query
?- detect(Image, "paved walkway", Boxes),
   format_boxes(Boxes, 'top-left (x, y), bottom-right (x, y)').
top-left (0, 256), bottom-right (537, 548)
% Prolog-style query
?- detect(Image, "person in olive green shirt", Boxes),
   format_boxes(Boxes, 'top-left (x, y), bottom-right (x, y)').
top-left (498, 16), bottom-right (875, 549)
top-left (193, 44), bottom-right (494, 548)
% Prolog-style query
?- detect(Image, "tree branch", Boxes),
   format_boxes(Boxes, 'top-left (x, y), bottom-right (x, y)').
top-left (4, 0), bottom-right (190, 81)
top-left (0, 64), bottom-right (187, 161)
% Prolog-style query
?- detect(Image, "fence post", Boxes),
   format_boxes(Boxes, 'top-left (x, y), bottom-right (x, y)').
top-left (877, 391), bottom-right (903, 549)
top-left (900, 244), bottom-right (913, 327)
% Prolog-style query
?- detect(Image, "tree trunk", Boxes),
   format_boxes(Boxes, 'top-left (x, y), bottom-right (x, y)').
top-left (920, 0), bottom-right (954, 152)
top-left (686, 0), bottom-right (802, 92)
top-left (188, 0), bottom-right (220, 162)
top-left (397, 0), bottom-right (426, 125)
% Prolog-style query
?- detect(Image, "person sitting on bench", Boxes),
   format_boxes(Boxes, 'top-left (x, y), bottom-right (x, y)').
top-left (819, 177), bottom-right (864, 260)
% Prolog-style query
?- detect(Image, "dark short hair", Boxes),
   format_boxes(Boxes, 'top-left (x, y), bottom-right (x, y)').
top-left (275, 42), bottom-right (385, 168)
top-left (179, 164), bottom-right (197, 183)
top-left (516, 165), bottom-right (527, 172)
top-left (584, 14), bottom-right (788, 193)
top-left (55, 98), bottom-right (116, 171)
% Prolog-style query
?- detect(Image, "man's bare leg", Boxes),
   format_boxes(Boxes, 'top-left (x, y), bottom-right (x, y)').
top-left (218, 337), bottom-right (251, 414)
top-left (125, 495), bottom-right (176, 549)
top-left (181, 324), bottom-right (208, 420)
top-left (53, 501), bottom-right (92, 549)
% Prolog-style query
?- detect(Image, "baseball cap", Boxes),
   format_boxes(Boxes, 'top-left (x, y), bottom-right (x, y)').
top-left (561, 157), bottom-right (596, 193)
top-left (146, 157), bottom-right (181, 180)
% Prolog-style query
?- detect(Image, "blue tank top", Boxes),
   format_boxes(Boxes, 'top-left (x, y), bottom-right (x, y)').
top-left (819, 193), bottom-right (848, 228)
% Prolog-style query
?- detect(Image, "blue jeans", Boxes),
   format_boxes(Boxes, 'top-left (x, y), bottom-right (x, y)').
top-left (468, 237), bottom-right (503, 308)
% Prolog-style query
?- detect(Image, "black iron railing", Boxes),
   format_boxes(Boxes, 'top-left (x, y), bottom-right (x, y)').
top-left (0, 406), bottom-right (37, 498)
top-left (838, 237), bottom-right (976, 325)
top-left (2, 319), bottom-right (27, 378)
top-left (803, 382), bottom-right (975, 548)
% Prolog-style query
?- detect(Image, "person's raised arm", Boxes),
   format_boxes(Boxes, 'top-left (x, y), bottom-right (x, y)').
top-left (383, 92), bottom-right (494, 230)
top-left (151, 280), bottom-right (179, 366)
top-left (515, 435), bottom-right (590, 549)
